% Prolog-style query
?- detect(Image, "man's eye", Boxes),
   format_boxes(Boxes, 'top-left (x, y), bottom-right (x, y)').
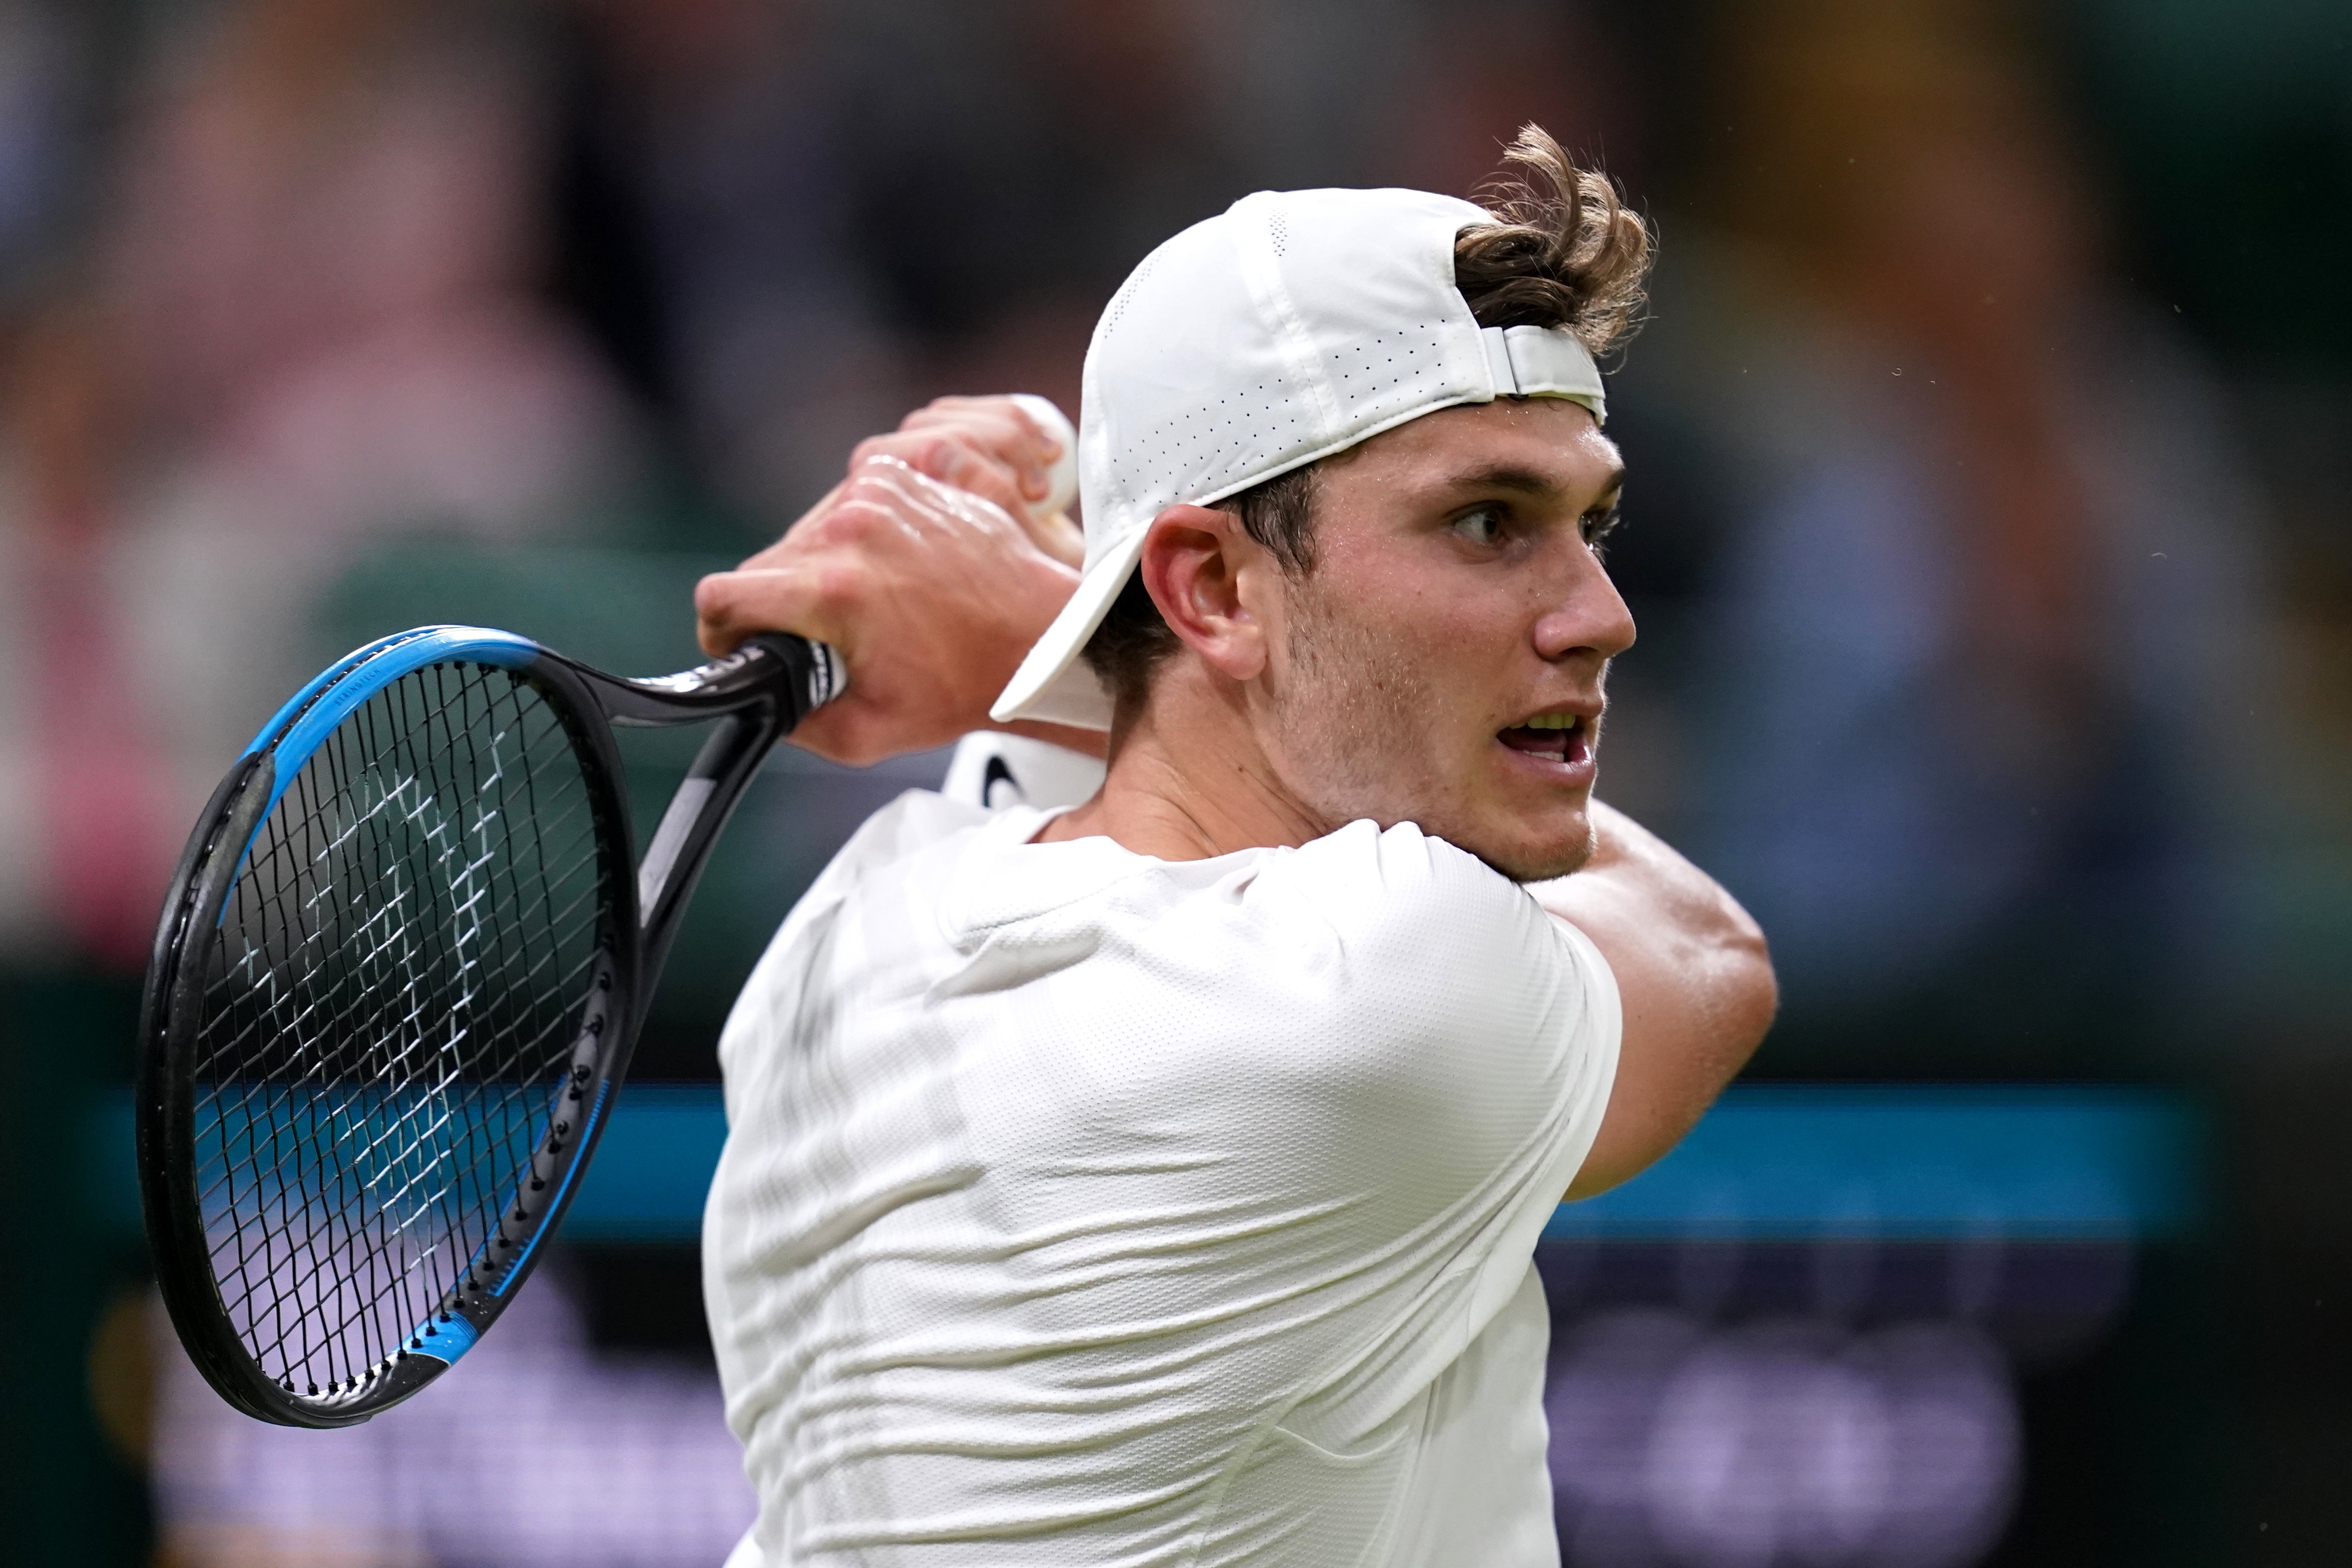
top-left (1451, 506), bottom-right (1506, 546)
top-left (1582, 506), bottom-right (1623, 550)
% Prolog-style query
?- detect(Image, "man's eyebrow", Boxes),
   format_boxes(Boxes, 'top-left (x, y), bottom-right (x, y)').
top-left (1442, 461), bottom-right (1627, 505)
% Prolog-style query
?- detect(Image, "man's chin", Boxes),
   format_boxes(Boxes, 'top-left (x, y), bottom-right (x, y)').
top-left (1459, 813), bottom-right (1597, 884)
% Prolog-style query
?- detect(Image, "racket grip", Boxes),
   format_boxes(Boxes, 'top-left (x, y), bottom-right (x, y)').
top-left (744, 632), bottom-right (846, 728)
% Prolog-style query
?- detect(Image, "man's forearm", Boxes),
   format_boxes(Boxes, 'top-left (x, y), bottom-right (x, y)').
top-left (1535, 800), bottom-right (1776, 1196)
top-left (1546, 801), bottom-right (1757, 961)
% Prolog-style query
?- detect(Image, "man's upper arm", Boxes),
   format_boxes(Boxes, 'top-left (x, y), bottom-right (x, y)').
top-left (1236, 821), bottom-right (1623, 1209)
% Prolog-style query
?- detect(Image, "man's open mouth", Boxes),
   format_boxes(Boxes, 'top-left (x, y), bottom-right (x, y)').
top-left (1498, 713), bottom-right (1586, 764)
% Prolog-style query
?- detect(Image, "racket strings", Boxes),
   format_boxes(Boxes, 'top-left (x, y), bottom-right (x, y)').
top-left (188, 662), bottom-right (612, 1394)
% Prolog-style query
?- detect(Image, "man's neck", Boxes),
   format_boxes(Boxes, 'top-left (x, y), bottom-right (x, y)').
top-left (1035, 669), bottom-right (1324, 859)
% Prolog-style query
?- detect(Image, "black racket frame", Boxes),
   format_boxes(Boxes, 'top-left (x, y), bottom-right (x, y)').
top-left (137, 628), bottom-right (838, 1427)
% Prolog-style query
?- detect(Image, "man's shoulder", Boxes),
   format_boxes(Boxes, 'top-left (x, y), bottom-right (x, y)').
top-left (1243, 819), bottom-right (1555, 962)
top-left (766, 788), bottom-right (997, 948)
top-left (846, 786), bottom-right (996, 863)
top-left (725, 790), bottom-right (1000, 1042)
top-left (941, 817), bottom-right (1531, 945)
top-left (807, 812), bottom-right (1603, 1049)
top-left (1046, 820), bottom-right (1595, 1041)
top-left (1027, 821), bottom-right (1615, 1141)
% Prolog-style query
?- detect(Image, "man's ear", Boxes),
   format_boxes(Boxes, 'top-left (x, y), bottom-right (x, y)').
top-left (1138, 504), bottom-right (1271, 682)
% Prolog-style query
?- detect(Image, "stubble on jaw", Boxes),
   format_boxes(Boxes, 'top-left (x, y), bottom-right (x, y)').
top-left (1267, 575), bottom-right (1596, 883)
top-left (1271, 576), bottom-right (1433, 820)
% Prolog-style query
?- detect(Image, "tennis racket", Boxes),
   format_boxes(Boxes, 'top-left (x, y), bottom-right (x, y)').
top-left (139, 396), bottom-right (1076, 1428)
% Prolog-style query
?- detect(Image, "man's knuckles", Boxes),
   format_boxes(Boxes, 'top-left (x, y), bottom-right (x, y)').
top-left (856, 431), bottom-right (1035, 505)
top-left (854, 430), bottom-right (970, 479)
top-left (829, 475), bottom-right (1032, 555)
top-left (808, 557), bottom-right (872, 617)
top-left (799, 493), bottom-right (888, 548)
top-left (846, 431), bottom-right (912, 470)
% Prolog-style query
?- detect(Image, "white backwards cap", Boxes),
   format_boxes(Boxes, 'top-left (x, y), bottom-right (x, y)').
top-left (990, 186), bottom-right (1607, 731)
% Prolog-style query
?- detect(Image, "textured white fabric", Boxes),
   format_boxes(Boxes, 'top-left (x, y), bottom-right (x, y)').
top-left (937, 732), bottom-right (1106, 814)
top-left (704, 794), bottom-right (1621, 1566)
top-left (990, 187), bottom-right (1608, 730)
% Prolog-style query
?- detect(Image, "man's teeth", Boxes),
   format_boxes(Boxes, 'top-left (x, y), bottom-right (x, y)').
top-left (1521, 715), bottom-right (1578, 731)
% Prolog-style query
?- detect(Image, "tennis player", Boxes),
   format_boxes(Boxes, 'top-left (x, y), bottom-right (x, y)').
top-left (694, 128), bottom-right (1776, 1567)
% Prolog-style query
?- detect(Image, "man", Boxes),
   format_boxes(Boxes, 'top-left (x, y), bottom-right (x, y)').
top-left (694, 128), bottom-right (1775, 1566)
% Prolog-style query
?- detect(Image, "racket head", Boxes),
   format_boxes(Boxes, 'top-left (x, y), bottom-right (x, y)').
top-left (138, 627), bottom-right (642, 1427)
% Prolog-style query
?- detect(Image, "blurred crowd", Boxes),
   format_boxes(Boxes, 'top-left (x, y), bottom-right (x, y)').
top-left (0, 0), bottom-right (2329, 1058)
top-left (1609, 4), bottom-right (2271, 1073)
top-left (4, 0), bottom-right (2347, 1562)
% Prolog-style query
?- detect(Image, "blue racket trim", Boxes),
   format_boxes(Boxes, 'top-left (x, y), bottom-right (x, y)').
top-left (247, 626), bottom-right (539, 822)
top-left (405, 1313), bottom-right (480, 1366)
top-left (493, 1076), bottom-right (611, 1297)
top-left (244, 627), bottom-right (437, 756)
top-left (216, 627), bottom-right (540, 924)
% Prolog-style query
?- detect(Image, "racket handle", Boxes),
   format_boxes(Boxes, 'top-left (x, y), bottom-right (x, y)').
top-left (743, 632), bottom-right (846, 726)
top-left (1009, 393), bottom-right (1079, 518)
top-left (593, 633), bottom-right (844, 726)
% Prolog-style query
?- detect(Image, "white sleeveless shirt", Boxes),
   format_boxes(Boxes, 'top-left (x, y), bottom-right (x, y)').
top-left (704, 792), bottom-right (1619, 1566)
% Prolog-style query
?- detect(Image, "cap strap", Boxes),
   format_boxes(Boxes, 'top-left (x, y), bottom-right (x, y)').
top-left (1479, 324), bottom-right (1607, 424)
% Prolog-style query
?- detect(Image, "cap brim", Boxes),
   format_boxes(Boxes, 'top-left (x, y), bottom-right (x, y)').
top-left (988, 525), bottom-right (1147, 731)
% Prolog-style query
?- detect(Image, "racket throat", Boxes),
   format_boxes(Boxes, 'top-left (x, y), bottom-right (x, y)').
top-left (637, 776), bottom-right (716, 918)
top-left (631, 708), bottom-right (781, 985)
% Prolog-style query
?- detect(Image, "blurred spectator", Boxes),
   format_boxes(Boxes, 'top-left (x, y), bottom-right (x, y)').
top-left (1372, 0), bottom-right (1645, 204)
top-left (547, 0), bottom-right (1653, 519)
top-left (1624, 0), bottom-right (2269, 1068)
top-left (552, 0), bottom-right (907, 521)
top-left (830, 0), bottom-right (1253, 423)
top-left (0, 0), bottom-right (645, 968)
top-left (0, 0), bottom-right (83, 295)
top-left (0, 297), bottom-right (166, 966)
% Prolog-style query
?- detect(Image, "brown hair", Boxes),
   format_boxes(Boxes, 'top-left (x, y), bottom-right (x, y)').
top-left (1081, 124), bottom-right (1651, 719)
top-left (1455, 123), bottom-right (1652, 359)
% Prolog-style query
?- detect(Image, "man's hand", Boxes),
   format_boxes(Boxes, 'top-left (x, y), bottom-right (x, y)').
top-left (1535, 800), bottom-right (1776, 1199)
top-left (695, 396), bottom-right (1096, 765)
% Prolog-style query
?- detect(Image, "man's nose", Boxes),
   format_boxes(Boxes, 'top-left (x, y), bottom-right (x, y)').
top-left (1531, 550), bottom-right (1637, 664)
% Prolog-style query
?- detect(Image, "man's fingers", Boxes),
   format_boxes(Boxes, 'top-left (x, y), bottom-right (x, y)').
top-left (693, 569), bottom-right (776, 656)
top-left (899, 394), bottom-right (1057, 461)
top-left (694, 563), bottom-right (852, 657)
top-left (855, 426), bottom-right (1030, 501)
top-left (840, 454), bottom-right (1088, 572)
top-left (896, 397), bottom-right (1060, 501)
top-left (848, 429), bottom-right (1037, 517)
